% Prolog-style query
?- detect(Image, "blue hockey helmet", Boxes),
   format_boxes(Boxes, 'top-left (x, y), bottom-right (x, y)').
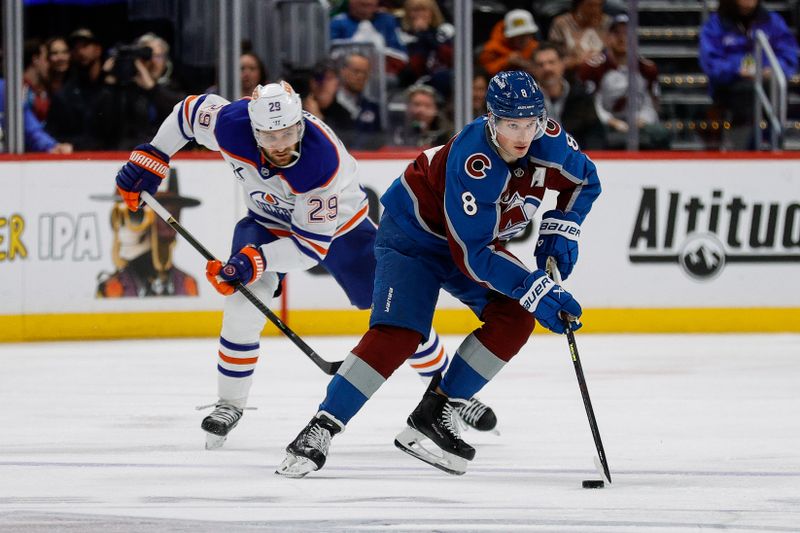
top-left (485, 71), bottom-right (547, 148)
top-left (485, 70), bottom-right (546, 120)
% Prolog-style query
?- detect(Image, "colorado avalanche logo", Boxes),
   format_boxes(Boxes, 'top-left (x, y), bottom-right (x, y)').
top-left (498, 192), bottom-right (540, 240)
top-left (544, 119), bottom-right (562, 138)
top-left (465, 153), bottom-right (491, 179)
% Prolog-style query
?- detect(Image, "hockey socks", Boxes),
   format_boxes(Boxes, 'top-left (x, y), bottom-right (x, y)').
top-left (408, 330), bottom-right (449, 378)
top-left (318, 353), bottom-right (387, 424)
top-left (215, 336), bottom-right (259, 406)
top-left (439, 334), bottom-right (506, 400)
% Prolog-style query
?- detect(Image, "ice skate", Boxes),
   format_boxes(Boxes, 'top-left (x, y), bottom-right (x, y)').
top-left (199, 402), bottom-right (243, 450)
top-left (394, 375), bottom-right (476, 475)
top-left (276, 412), bottom-right (343, 478)
top-left (456, 396), bottom-right (499, 434)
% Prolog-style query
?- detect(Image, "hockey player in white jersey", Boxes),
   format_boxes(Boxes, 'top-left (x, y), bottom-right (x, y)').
top-left (115, 82), bottom-right (498, 449)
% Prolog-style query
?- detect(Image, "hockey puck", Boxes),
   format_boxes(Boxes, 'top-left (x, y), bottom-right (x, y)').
top-left (582, 479), bottom-right (605, 489)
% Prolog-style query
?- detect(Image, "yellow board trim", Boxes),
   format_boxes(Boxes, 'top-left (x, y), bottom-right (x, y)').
top-left (1, 307), bottom-right (799, 342)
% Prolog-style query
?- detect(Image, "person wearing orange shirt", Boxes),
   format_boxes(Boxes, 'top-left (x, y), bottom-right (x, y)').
top-left (478, 9), bottom-right (540, 77)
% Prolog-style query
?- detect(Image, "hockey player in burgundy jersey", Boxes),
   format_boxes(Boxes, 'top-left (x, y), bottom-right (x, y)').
top-left (277, 70), bottom-right (601, 478)
top-left (114, 82), bottom-right (497, 450)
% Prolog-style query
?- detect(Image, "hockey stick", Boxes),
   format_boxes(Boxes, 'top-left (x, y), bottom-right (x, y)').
top-left (141, 191), bottom-right (343, 375)
top-left (547, 257), bottom-right (612, 484)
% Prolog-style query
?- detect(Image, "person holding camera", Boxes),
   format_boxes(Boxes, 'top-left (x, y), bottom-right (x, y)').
top-left (94, 32), bottom-right (186, 150)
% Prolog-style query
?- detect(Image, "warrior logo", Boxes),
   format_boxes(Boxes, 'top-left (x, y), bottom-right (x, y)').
top-left (465, 153), bottom-right (491, 179)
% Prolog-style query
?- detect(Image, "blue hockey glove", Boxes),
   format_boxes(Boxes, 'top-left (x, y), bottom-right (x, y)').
top-left (115, 143), bottom-right (170, 211)
top-left (514, 269), bottom-right (582, 334)
top-left (534, 210), bottom-right (581, 280)
top-left (206, 245), bottom-right (266, 296)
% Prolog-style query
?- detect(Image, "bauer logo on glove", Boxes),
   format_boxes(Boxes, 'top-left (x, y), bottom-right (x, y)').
top-left (514, 269), bottom-right (582, 335)
top-left (534, 210), bottom-right (581, 280)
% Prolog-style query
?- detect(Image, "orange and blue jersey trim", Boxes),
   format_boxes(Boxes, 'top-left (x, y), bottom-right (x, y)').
top-left (291, 234), bottom-right (329, 259)
top-left (277, 119), bottom-right (341, 194)
top-left (335, 203), bottom-right (369, 236)
top-left (177, 95), bottom-right (206, 140)
top-left (291, 224), bottom-right (333, 243)
top-left (220, 145), bottom-right (260, 170)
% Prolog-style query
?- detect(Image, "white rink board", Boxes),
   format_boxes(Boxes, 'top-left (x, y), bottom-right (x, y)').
top-left (1, 156), bottom-right (799, 318)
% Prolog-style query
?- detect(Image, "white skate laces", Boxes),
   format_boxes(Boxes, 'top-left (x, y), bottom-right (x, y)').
top-left (442, 400), bottom-right (466, 439)
top-left (455, 397), bottom-right (489, 429)
top-left (304, 423), bottom-right (333, 454)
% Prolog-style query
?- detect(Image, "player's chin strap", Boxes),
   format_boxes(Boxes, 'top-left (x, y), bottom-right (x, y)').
top-left (140, 191), bottom-right (343, 376)
top-left (546, 256), bottom-right (612, 485)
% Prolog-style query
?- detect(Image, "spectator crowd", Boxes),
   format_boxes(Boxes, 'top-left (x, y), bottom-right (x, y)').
top-left (3, 0), bottom-right (798, 153)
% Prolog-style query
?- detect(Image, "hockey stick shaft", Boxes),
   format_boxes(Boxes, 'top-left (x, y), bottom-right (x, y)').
top-left (141, 191), bottom-right (342, 375)
top-left (547, 258), bottom-right (612, 483)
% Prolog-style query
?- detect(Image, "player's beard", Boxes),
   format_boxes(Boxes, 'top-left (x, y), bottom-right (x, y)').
top-left (263, 145), bottom-right (300, 167)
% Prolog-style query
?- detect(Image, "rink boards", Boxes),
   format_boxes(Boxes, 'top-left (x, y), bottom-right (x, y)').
top-left (1, 151), bottom-right (799, 341)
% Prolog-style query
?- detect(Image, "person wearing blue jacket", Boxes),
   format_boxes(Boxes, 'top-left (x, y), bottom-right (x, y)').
top-left (699, 0), bottom-right (799, 148)
top-left (0, 79), bottom-right (72, 153)
top-left (330, 0), bottom-right (408, 73)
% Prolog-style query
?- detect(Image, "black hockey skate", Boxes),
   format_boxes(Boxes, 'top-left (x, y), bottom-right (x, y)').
top-left (200, 403), bottom-right (243, 450)
top-left (275, 412), bottom-right (343, 478)
top-left (394, 375), bottom-right (476, 475)
top-left (456, 397), bottom-right (498, 433)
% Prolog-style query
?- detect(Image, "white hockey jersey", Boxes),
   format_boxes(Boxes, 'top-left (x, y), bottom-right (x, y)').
top-left (150, 94), bottom-right (370, 272)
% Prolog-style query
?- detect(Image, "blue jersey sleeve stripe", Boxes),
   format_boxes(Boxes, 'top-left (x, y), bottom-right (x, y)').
top-left (189, 94), bottom-right (209, 130)
top-left (176, 104), bottom-right (193, 141)
top-left (290, 224), bottom-right (333, 243)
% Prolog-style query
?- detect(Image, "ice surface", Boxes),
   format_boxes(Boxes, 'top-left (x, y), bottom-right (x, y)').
top-left (1, 333), bottom-right (799, 532)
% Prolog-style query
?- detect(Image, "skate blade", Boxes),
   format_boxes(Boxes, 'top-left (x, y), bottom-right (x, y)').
top-left (275, 453), bottom-right (317, 478)
top-left (205, 432), bottom-right (227, 450)
top-left (393, 427), bottom-right (468, 476)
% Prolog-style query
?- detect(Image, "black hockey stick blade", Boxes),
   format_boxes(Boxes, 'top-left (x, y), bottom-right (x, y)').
top-left (547, 257), bottom-right (612, 484)
top-left (141, 191), bottom-right (343, 375)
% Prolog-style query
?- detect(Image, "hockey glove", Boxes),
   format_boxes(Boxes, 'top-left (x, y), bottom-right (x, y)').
top-left (534, 210), bottom-right (581, 280)
top-left (514, 269), bottom-right (582, 334)
top-left (206, 245), bottom-right (266, 296)
top-left (115, 143), bottom-right (171, 211)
